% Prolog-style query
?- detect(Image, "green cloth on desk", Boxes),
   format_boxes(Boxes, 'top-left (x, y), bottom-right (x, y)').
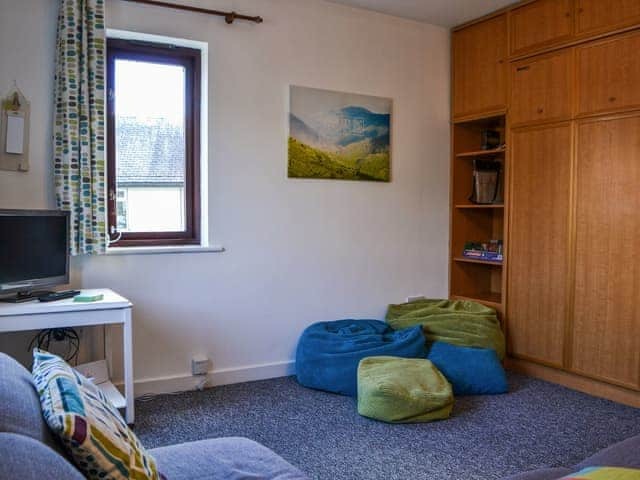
top-left (73, 294), bottom-right (104, 303)
top-left (385, 299), bottom-right (505, 360)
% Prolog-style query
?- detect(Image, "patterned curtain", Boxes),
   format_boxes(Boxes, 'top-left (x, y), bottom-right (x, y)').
top-left (53, 0), bottom-right (106, 255)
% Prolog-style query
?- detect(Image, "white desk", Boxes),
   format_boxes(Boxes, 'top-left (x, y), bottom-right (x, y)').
top-left (0, 289), bottom-right (135, 424)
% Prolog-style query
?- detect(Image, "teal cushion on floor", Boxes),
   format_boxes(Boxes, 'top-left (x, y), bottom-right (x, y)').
top-left (357, 356), bottom-right (454, 423)
top-left (427, 341), bottom-right (508, 396)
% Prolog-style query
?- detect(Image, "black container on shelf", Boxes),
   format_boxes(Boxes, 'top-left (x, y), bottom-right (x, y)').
top-left (470, 159), bottom-right (501, 204)
top-left (480, 129), bottom-right (501, 150)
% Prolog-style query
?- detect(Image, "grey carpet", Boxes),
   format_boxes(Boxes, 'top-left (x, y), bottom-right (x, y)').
top-left (135, 373), bottom-right (640, 480)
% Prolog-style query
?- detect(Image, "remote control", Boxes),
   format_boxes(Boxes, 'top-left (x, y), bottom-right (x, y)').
top-left (38, 290), bottom-right (81, 302)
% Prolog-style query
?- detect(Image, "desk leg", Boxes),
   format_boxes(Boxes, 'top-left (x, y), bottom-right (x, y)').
top-left (123, 308), bottom-right (135, 425)
top-left (104, 325), bottom-right (113, 379)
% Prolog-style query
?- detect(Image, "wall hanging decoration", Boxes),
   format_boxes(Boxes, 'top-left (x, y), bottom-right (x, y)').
top-left (288, 86), bottom-right (392, 182)
top-left (0, 82), bottom-right (30, 172)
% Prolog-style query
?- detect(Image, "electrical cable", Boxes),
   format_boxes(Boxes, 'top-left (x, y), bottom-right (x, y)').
top-left (136, 377), bottom-right (208, 402)
top-left (28, 328), bottom-right (81, 365)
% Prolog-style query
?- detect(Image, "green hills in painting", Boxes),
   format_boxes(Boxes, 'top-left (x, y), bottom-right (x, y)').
top-left (288, 137), bottom-right (390, 182)
top-left (288, 105), bottom-right (391, 182)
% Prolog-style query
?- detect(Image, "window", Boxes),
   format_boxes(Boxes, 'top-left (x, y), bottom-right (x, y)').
top-left (106, 38), bottom-right (201, 247)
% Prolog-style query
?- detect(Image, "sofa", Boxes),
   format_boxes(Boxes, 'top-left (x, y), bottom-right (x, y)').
top-left (0, 352), bottom-right (307, 480)
top-left (503, 433), bottom-right (640, 479)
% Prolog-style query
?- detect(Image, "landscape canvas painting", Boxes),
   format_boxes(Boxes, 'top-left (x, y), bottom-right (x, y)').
top-left (288, 86), bottom-right (391, 182)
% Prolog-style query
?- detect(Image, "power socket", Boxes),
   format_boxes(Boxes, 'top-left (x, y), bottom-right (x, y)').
top-left (191, 355), bottom-right (209, 376)
top-left (406, 295), bottom-right (426, 303)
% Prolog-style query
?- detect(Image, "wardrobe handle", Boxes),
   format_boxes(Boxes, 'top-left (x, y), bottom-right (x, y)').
top-left (516, 65), bottom-right (530, 72)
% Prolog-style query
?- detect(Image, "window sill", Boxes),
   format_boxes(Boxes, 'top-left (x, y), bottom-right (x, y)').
top-left (106, 245), bottom-right (225, 256)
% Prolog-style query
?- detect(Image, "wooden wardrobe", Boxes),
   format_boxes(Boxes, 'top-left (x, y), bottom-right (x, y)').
top-left (450, 0), bottom-right (640, 406)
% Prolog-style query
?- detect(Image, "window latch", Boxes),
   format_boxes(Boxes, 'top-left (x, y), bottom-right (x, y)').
top-left (108, 225), bottom-right (122, 245)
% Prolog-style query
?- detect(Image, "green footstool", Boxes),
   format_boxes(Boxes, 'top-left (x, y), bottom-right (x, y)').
top-left (357, 356), bottom-right (454, 423)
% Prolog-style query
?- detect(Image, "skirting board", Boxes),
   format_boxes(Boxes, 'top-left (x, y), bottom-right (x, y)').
top-left (505, 357), bottom-right (640, 408)
top-left (116, 360), bottom-right (296, 397)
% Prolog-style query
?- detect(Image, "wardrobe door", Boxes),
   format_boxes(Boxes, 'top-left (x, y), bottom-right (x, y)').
top-left (572, 115), bottom-right (640, 389)
top-left (453, 14), bottom-right (507, 119)
top-left (507, 123), bottom-right (572, 366)
top-left (576, 0), bottom-right (640, 38)
top-left (577, 31), bottom-right (640, 116)
top-left (510, 49), bottom-right (574, 126)
top-left (509, 0), bottom-right (574, 56)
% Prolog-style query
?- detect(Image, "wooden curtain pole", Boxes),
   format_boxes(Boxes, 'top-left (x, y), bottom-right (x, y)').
top-left (120, 0), bottom-right (263, 24)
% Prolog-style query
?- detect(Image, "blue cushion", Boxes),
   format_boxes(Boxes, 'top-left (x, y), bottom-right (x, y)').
top-left (427, 341), bottom-right (508, 395)
top-left (152, 437), bottom-right (308, 480)
top-left (296, 320), bottom-right (425, 397)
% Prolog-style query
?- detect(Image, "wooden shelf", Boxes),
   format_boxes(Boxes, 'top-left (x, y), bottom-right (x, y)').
top-left (456, 147), bottom-right (506, 158)
top-left (455, 204), bottom-right (504, 209)
top-left (453, 112), bottom-right (507, 125)
top-left (451, 292), bottom-right (502, 310)
top-left (454, 257), bottom-right (503, 266)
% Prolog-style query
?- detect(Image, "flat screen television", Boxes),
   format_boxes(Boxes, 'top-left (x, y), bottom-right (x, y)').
top-left (0, 209), bottom-right (70, 301)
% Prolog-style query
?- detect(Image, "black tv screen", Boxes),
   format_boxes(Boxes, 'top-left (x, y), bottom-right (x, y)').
top-left (0, 210), bottom-right (69, 290)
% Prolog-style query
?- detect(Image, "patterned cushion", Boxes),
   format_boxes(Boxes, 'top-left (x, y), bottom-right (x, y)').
top-left (32, 350), bottom-right (161, 480)
top-left (562, 467), bottom-right (640, 479)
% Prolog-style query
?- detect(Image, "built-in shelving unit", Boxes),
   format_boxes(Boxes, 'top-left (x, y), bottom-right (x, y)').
top-left (449, 114), bottom-right (507, 316)
top-left (451, 0), bottom-right (640, 407)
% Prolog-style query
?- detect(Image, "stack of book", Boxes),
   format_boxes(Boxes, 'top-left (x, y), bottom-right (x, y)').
top-left (462, 240), bottom-right (503, 262)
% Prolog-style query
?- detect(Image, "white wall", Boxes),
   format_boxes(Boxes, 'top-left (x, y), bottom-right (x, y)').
top-left (0, 0), bottom-right (450, 392)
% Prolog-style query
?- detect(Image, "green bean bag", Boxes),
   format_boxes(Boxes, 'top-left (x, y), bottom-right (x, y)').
top-left (386, 299), bottom-right (506, 360)
top-left (357, 356), bottom-right (454, 423)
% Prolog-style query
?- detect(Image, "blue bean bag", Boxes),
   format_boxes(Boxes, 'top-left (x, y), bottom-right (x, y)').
top-left (295, 319), bottom-right (426, 396)
top-left (427, 341), bottom-right (508, 396)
